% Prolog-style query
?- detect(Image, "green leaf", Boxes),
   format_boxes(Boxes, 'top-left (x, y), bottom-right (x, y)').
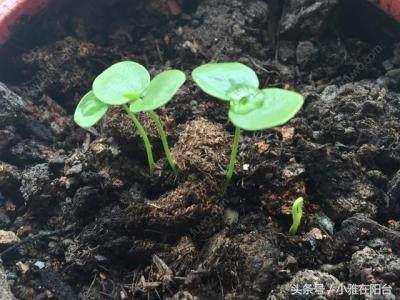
top-left (130, 70), bottom-right (186, 112)
top-left (74, 91), bottom-right (109, 128)
top-left (228, 88), bottom-right (304, 131)
top-left (93, 61), bottom-right (150, 105)
top-left (192, 62), bottom-right (259, 101)
top-left (289, 197), bottom-right (304, 235)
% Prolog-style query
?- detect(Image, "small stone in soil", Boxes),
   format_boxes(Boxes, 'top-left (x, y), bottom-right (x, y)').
top-left (0, 230), bottom-right (19, 248)
top-left (314, 212), bottom-right (335, 235)
top-left (224, 208), bottom-right (239, 225)
top-left (15, 261), bottom-right (30, 275)
top-left (34, 261), bottom-right (45, 269)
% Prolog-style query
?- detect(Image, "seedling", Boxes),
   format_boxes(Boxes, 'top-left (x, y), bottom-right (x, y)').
top-left (289, 197), bottom-right (304, 235)
top-left (192, 62), bottom-right (304, 187)
top-left (74, 61), bottom-right (186, 175)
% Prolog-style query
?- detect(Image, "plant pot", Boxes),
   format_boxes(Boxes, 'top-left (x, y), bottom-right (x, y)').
top-left (0, 0), bottom-right (51, 46)
top-left (1, 1), bottom-right (400, 299)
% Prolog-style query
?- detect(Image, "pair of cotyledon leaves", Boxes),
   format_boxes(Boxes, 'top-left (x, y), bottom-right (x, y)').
top-left (192, 63), bottom-right (304, 131)
top-left (74, 61), bottom-right (186, 128)
top-left (74, 61), bottom-right (303, 131)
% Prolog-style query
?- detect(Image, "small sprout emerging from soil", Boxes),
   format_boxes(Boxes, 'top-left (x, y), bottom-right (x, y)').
top-left (192, 62), bottom-right (304, 186)
top-left (289, 197), bottom-right (304, 235)
top-left (74, 61), bottom-right (186, 175)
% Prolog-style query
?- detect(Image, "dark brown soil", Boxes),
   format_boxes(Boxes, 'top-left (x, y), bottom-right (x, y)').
top-left (0, 0), bottom-right (400, 299)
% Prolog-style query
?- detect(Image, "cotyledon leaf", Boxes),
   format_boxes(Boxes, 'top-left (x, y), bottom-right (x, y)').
top-left (192, 62), bottom-right (259, 101)
top-left (93, 61), bottom-right (150, 105)
top-left (228, 88), bottom-right (304, 131)
top-left (74, 91), bottom-right (109, 128)
top-left (130, 70), bottom-right (186, 112)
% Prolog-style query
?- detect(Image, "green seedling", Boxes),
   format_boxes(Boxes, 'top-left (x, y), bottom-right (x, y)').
top-left (74, 61), bottom-right (186, 175)
top-left (289, 197), bottom-right (304, 235)
top-left (192, 62), bottom-right (304, 187)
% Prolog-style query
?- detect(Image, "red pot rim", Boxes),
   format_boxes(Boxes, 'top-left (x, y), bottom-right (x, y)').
top-left (0, 0), bottom-right (51, 46)
top-left (377, 0), bottom-right (400, 22)
top-left (0, 0), bottom-right (398, 47)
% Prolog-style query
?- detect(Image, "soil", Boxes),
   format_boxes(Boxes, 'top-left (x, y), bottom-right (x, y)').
top-left (0, 0), bottom-right (400, 299)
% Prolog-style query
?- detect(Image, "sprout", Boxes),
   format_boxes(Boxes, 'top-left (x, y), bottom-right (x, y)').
top-left (74, 61), bottom-right (186, 175)
top-left (192, 62), bottom-right (304, 187)
top-left (289, 197), bottom-right (304, 235)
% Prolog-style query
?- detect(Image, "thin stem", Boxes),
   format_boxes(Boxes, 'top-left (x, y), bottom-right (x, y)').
top-left (148, 110), bottom-right (178, 176)
top-left (122, 104), bottom-right (155, 175)
top-left (225, 126), bottom-right (241, 186)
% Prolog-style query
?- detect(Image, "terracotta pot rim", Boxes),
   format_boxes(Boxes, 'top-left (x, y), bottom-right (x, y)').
top-left (0, 0), bottom-right (51, 47)
top-left (0, 0), bottom-right (399, 48)
top-left (377, 0), bottom-right (400, 22)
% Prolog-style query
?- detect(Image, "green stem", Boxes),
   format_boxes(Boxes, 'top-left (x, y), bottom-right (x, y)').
top-left (225, 126), bottom-right (241, 186)
top-left (122, 104), bottom-right (155, 175)
top-left (148, 110), bottom-right (177, 176)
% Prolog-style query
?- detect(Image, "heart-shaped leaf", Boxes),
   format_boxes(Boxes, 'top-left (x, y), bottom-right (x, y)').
top-left (93, 61), bottom-right (150, 105)
top-left (228, 88), bottom-right (304, 131)
top-left (192, 62), bottom-right (259, 101)
top-left (74, 91), bottom-right (109, 128)
top-left (130, 70), bottom-right (186, 112)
